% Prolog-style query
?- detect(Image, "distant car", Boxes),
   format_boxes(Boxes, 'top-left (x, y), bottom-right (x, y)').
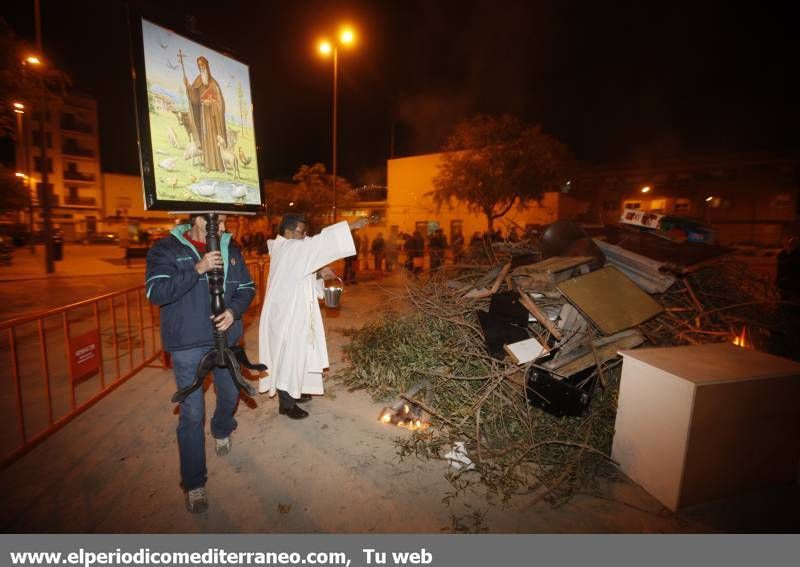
top-left (85, 232), bottom-right (120, 244)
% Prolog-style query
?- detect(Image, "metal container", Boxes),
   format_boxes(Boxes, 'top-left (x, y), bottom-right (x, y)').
top-left (323, 277), bottom-right (344, 308)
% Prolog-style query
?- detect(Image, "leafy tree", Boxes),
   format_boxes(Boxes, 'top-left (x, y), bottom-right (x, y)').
top-left (0, 18), bottom-right (69, 207)
top-left (0, 19), bottom-right (35, 139)
top-left (431, 114), bottom-right (571, 230)
top-left (0, 164), bottom-right (30, 214)
top-left (267, 163), bottom-right (356, 230)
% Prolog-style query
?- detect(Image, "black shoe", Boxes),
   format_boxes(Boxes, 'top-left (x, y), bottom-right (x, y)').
top-left (296, 394), bottom-right (313, 404)
top-left (279, 405), bottom-right (309, 419)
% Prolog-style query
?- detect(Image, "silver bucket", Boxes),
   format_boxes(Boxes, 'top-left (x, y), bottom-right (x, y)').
top-left (323, 277), bottom-right (344, 308)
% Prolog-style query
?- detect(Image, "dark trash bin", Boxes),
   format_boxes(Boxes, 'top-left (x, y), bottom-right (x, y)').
top-left (53, 231), bottom-right (64, 261)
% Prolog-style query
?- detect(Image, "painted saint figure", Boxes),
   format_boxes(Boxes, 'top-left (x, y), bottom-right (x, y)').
top-left (184, 56), bottom-right (227, 172)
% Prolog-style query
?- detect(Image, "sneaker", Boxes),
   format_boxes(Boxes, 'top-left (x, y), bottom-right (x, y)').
top-left (185, 487), bottom-right (208, 514)
top-left (215, 437), bottom-right (231, 457)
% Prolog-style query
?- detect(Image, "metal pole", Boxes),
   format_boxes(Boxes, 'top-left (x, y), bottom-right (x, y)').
top-left (38, 82), bottom-right (54, 273)
top-left (17, 75), bottom-right (35, 254)
top-left (14, 111), bottom-right (26, 230)
top-left (332, 46), bottom-right (338, 223)
top-left (24, 112), bottom-right (35, 254)
top-left (35, 0), bottom-right (54, 273)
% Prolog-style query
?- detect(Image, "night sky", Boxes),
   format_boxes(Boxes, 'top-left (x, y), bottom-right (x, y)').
top-left (3, 0), bottom-right (798, 184)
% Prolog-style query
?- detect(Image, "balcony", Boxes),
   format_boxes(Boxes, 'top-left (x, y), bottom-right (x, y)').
top-left (64, 195), bottom-right (97, 207)
top-left (62, 144), bottom-right (94, 158)
top-left (60, 118), bottom-right (93, 134)
top-left (34, 191), bottom-right (59, 207)
top-left (63, 170), bottom-right (95, 183)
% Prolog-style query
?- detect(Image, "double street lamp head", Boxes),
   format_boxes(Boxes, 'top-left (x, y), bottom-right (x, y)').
top-left (317, 25), bottom-right (357, 57)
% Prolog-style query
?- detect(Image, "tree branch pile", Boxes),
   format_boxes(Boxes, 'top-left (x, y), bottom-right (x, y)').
top-left (342, 249), bottom-right (794, 507)
top-left (342, 276), bottom-right (621, 506)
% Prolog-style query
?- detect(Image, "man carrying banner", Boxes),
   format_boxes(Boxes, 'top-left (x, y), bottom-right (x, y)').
top-left (146, 214), bottom-right (255, 513)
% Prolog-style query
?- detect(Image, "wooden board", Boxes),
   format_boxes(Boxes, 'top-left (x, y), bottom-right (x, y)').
top-left (556, 266), bottom-right (664, 335)
top-left (511, 256), bottom-right (595, 277)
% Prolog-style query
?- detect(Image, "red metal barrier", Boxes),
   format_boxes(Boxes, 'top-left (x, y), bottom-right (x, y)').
top-left (0, 259), bottom-right (268, 468)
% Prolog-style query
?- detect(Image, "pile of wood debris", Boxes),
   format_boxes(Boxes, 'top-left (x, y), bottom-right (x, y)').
top-left (342, 221), bottom-right (791, 505)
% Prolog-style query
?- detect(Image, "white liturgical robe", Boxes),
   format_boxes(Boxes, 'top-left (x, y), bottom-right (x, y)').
top-left (257, 221), bottom-right (356, 399)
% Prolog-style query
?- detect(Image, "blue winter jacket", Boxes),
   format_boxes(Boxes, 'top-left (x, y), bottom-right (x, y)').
top-left (145, 225), bottom-right (256, 352)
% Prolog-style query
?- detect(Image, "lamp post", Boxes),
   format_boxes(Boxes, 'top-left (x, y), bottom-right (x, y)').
top-left (13, 103), bottom-right (35, 254)
top-left (25, 54), bottom-right (54, 273)
top-left (318, 26), bottom-right (356, 223)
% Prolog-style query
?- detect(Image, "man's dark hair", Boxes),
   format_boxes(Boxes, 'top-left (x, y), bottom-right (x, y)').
top-left (279, 213), bottom-right (306, 236)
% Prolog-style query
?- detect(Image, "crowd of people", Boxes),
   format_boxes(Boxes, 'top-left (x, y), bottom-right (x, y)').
top-left (230, 224), bottom-right (537, 280)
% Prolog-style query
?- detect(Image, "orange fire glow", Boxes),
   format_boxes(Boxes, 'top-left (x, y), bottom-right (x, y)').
top-left (378, 407), bottom-right (430, 431)
top-left (731, 327), bottom-right (749, 348)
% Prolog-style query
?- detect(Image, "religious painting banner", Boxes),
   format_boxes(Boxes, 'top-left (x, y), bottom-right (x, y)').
top-left (129, 13), bottom-right (264, 213)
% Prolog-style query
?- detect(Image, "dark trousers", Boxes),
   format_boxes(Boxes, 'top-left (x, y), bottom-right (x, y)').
top-left (344, 256), bottom-right (357, 282)
top-left (172, 347), bottom-right (239, 490)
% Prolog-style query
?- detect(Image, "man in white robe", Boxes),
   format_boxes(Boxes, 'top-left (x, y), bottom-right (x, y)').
top-left (258, 214), bottom-right (368, 418)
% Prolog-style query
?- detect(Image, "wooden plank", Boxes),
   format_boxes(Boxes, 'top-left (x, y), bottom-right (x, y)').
top-left (512, 282), bottom-right (564, 341)
top-left (511, 256), bottom-right (594, 277)
top-left (544, 329), bottom-right (644, 378)
top-left (511, 274), bottom-right (556, 292)
top-left (463, 262), bottom-right (511, 299)
top-left (552, 304), bottom-right (590, 360)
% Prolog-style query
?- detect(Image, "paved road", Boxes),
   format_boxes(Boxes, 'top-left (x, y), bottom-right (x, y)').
top-left (0, 244), bottom-right (146, 321)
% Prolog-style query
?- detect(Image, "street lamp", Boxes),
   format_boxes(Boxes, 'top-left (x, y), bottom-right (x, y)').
top-left (24, 52), bottom-right (55, 272)
top-left (318, 25), bottom-right (356, 223)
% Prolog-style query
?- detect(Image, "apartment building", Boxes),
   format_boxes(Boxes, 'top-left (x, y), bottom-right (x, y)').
top-left (16, 91), bottom-right (102, 241)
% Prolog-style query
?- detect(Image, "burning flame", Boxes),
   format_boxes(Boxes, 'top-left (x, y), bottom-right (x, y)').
top-left (731, 326), bottom-right (749, 348)
top-left (378, 407), bottom-right (430, 431)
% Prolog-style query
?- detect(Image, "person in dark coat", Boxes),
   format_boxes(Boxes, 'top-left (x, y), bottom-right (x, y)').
top-left (429, 228), bottom-right (447, 270)
top-left (145, 215), bottom-right (255, 513)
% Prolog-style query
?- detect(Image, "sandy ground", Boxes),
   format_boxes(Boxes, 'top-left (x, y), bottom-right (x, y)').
top-left (0, 271), bottom-right (797, 533)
